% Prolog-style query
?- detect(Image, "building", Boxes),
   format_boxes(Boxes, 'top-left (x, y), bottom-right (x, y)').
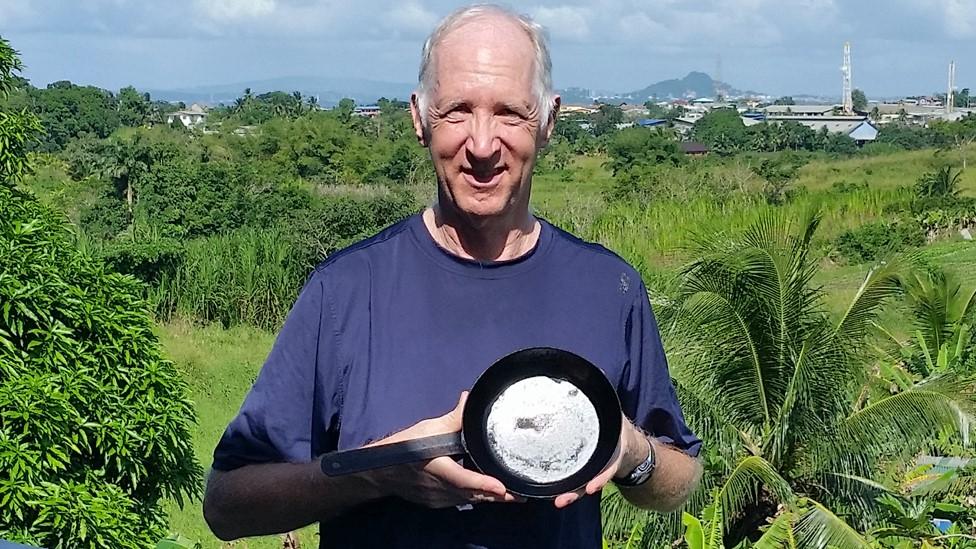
top-left (559, 105), bottom-right (599, 117)
top-left (635, 118), bottom-right (668, 128)
top-left (766, 115), bottom-right (879, 143)
top-left (762, 105), bottom-right (836, 117)
top-left (353, 105), bottom-right (382, 118)
top-left (166, 104), bottom-right (207, 127)
top-left (679, 141), bottom-right (710, 156)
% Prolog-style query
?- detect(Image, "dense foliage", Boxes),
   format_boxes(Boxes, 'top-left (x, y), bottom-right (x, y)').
top-left (603, 212), bottom-right (976, 547)
top-left (1, 38), bottom-right (201, 548)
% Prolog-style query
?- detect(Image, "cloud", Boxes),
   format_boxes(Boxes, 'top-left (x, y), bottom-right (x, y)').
top-left (945, 0), bottom-right (976, 38)
top-left (0, 0), bottom-right (36, 25)
top-left (195, 0), bottom-right (277, 22)
top-left (531, 6), bottom-right (591, 40)
top-left (383, 1), bottom-right (438, 37)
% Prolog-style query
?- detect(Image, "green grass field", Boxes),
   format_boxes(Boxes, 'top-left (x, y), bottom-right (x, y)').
top-left (156, 145), bottom-right (976, 547)
top-left (158, 321), bottom-right (321, 548)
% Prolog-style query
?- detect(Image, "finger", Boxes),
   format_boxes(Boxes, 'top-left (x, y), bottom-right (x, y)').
top-left (585, 465), bottom-right (617, 495)
top-left (428, 457), bottom-right (507, 496)
top-left (553, 488), bottom-right (585, 509)
top-left (470, 490), bottom-right (525, 504)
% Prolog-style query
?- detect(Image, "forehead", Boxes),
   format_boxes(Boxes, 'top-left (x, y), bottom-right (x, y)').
top-left (431, 16), bottom-right (537, 102)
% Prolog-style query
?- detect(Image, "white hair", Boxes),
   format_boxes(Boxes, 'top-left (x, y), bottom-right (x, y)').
top-left (415, 4), bottom-right (556, 133)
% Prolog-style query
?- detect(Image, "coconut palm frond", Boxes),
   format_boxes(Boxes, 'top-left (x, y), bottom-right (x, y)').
top-left (828, 472), bottom-right (896, 494)
top-left (673, 376), bottom-right (743, 456)
top-left (832, 257), bottom-right (905, 344)
top-left (794, 498), bottom-right (871, 549)
top-left (716, 456), bottom-right (795, 532)
top-left (825, 389), bottom-right (974, 473)
top-left (679, 290), bottom-right (774, 430)
top-left (753, 510), bottom-right (799, 549)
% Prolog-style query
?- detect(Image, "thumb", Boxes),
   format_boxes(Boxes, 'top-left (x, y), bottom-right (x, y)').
top-left (443, 391), bottom-right (468, 427)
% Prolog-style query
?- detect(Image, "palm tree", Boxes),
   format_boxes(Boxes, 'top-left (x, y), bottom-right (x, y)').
top-left (876, 270), bottom-right (976, 377)
top-left (98, 136), bottom-right (150, 227)
top-left (915, 166), bottom-right (963, 200)
top-left (602, 210), bottom-right (974, 547)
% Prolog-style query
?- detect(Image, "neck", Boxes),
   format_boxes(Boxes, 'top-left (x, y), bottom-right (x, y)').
top-left (423, 204), bottom-right (539, 262)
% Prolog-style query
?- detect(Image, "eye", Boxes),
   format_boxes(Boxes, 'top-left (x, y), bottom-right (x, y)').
top-left (499, 109), bottom-right (527, 124)
top-left (443, 105), bottom-right (470, 121)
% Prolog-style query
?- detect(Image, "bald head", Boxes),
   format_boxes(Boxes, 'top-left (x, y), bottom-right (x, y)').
top-left (415, 4), bottom-right (556, 133)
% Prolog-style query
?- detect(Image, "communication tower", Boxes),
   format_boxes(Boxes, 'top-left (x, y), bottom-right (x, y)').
top-left (841, 42), bottom-right (853, 114)
top-left (948, 61), bottom-right (956, 114)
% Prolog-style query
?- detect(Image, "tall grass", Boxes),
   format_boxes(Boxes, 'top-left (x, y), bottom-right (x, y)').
top-left (153, 228), bottom-right (308, 331)
top-left (588, 186), bottom-right (913, 276)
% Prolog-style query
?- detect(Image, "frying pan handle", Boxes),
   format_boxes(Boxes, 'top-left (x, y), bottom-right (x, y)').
top-left (320, 432), bottom-right (465, 476)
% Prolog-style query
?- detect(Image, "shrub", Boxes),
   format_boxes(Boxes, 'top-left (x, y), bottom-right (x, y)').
top-left (101, 235), bottom-right (186, 284)
top-left (834, 219), bottom-right (925, 263)
top-left (0, 185), bottom-right (202, 548)
top-left (915, 165), bottom-right (962, 200)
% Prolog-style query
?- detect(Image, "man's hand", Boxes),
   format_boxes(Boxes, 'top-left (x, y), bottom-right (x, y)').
top-left (370, 392), bottom-right (523, 508)
top-left (553, 413), bottom-right (645, 509)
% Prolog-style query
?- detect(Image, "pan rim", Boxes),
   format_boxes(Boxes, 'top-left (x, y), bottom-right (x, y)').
top-left (461, 347), bottom-right (622, 498)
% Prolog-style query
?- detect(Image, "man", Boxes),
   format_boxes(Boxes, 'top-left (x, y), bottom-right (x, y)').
top-left (203, 5), bottom-right (702, 548)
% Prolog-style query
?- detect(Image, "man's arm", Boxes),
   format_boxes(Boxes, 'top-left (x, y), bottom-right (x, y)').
top-left (203, 460), bottom-right (383, 541)
top-left (204, 392), bottom-right (519, 541)
top-left (554, 420), bottom-right (701, 511)
top-left (615, 430), bottom-right (702, 512)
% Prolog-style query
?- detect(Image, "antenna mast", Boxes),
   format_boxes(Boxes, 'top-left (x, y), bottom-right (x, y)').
top-left (842, 41), bottom-right (853, 114)
top-left (947, 61), bottom-right (955, 114)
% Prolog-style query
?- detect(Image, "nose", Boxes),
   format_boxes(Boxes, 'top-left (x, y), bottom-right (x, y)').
top-left (465, 112), bottom-right (501, 161)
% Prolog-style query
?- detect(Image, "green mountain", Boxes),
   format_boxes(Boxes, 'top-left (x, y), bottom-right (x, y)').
top-left (558, 72), bottom-right (760, 104)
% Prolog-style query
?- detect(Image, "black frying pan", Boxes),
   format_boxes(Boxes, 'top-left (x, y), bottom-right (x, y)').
top-left (319, 347), bottom-right (622, 498)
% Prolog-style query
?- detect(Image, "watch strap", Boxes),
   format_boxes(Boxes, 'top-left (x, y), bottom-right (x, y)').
top-left (613, 438), bottom-right (656, 487)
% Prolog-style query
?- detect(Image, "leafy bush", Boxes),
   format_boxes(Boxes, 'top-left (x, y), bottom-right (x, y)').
top-left (101, 235), bottom-right (186, 284)
top-left (911, 196), bottom-right (976, 239)
top-left (834, 219), bottom-right (925, 262)
top-left (915, 165), bottom-right (962, 200)
top-left (154, 191), bottom-right (420, 329)
top-left (0, 185), bottom-right (202, 548)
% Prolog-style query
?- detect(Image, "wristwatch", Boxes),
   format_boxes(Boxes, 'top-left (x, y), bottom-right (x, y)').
top-left (613, 437), bottom-right (656, 487)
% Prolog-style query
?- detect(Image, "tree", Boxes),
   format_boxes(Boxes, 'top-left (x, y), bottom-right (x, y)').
top-left (643, 101), bottom-right (669, 119)
top-left (602, 211), bottom-right (974, 546)
top-left (97, 135), bottom-right (152, 227)
top-left (334, 97), bottom-right (356, 124)
top-left (692, 109), bottom-right (748, 155)
top-left (0, 38), bottom-right (202, 549)
top-left (852, 89), bottom-right (868, 112)
top-left (954, 88), bottom-right (971, 109)
top-left (604, 127), bottom-right (683, 176)
top-left (751, 155), bottom-right (803, 204)
top-left (117, 86), bottom-right (150, 127)
top-left (591, 103), bottom-right (624, 137)
top-left (0, 38), bottom-right (42, 185)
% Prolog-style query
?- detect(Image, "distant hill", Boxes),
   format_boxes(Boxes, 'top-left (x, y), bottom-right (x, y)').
top-left (146, 76), bottom-right (416, 107)
top-left (149, 71), bottom-right (765, 108)
top-left (557, 72), bottom-right (764, 105)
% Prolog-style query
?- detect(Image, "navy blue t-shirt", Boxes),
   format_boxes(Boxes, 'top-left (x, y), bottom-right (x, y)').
top-left (212, 213), bottom-right (701, 548)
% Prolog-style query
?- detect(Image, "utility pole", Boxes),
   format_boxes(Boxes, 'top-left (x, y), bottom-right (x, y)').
top-left (841, 41), bottom-right (853, 115)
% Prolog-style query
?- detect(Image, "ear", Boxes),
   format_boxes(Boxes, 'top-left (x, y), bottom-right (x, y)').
top-left (410, 93), bottom-right (428, 147)
top-left (539, 95), bottom-right (561, 148)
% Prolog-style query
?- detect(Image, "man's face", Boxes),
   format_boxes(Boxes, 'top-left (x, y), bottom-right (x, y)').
top-left (411, 18), bottom-right (558, 221)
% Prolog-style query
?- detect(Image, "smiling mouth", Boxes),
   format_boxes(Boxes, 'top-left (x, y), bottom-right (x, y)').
top-left (462, 167), bottom-right (505, 185)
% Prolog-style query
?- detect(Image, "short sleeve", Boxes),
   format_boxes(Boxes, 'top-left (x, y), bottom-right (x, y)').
top-left (211, 274), bottom-right (337, 471)
top-left (619, 281), bottom-right (702, 457)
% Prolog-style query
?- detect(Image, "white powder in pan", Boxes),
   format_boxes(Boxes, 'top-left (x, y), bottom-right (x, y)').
top-left (485, 376), bottom-right (600, 483)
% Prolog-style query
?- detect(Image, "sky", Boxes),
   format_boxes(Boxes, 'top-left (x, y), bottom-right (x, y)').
top-left (1, 0), bottom-right (974, 98)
